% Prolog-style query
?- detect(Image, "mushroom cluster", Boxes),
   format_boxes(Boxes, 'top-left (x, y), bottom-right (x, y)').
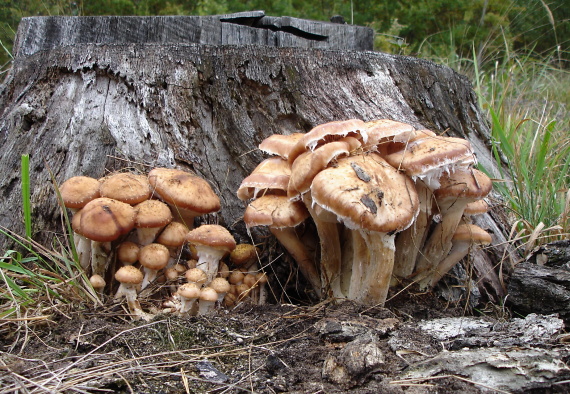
top-left (239, 119), bottom-right (493, 306)
top-left (59, 168), bottom-right (267, 320)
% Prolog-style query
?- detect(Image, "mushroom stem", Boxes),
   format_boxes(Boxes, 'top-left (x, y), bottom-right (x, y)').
top-left (303, 195), bottom-right (344, 299)
top-left (347, 229), bottom-right (368, 299)
top-left (269, 227), bottom-right (322, 298)
top-left (357, 231), bottom-right (396, 306)
top-left (416, 241), bottom-right (471, 289)
top-left (90, 241), bottom-right (111, 278)
top-left (413, 202), bottom-right (466, 277)
top-left (194, 246), bottom-right (226, 284)
top-left (393, 181), bottom-right (433, 278)
top-left (74, 232), bottom-right (92, 273)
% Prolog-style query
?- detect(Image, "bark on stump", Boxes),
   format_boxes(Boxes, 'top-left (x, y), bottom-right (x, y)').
top-left (0, 15), bottom-right (513, 301)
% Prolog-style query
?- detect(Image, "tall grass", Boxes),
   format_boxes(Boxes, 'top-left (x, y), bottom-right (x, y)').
top-left (420, 28), bottom-right (570, 250)
top-left (472, 51), bottom-right (570, 246)
top-left (0, 156), bottom-right (97, 349)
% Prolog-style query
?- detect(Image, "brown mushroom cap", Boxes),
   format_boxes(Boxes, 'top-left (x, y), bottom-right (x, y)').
top-left (89, 274), bottom-right (106, 289)
top-left (115, 265), bottom-right (144, 285)
top-left (258, 133), bottom-right (305, 160)
top-left (288, 119), bottom-right (366, 165)
top-left (156, 222), bottom-right (189, 247)
top-left (117, 241), bottom-right (140, 264)
top-left (60, 176), bottom-right (101, 209)
top-left (177, 282), bottom-right (201, 299)
top-left (287, 140), bottom-right (351, 199)
top-left (200, 287), bottom-right (219, 303)
top-left (185, 268), bottom-right (208, 285)
top-left (186, 224), bottom-right (237, 253)
top-left (434, 168), bottom-right (493, 202)
top-left (311, 153), bottom-right (419, 233)
top-left (464, 199), bottom-right (490, 216)
top-left (210, 277), bottom-right (231, 294)
top-left (237, 157), bottom-right (291, 201)
top-left (148, 168), bottom-right (220, 215)
top-left (384, 136), bottom-right (475, 179)
top-left (76, 197), bottom-right (136, 242)
top-left (229, 244), bottom-right (258, 267)
top-left (243, 195), bottom-right (310, 229)
top-left (134, 199), bottom-right (173, 229)
top-left (452, 223), bottom-right (492, 245)
top-left (139, 243), bottom-right (170, 271)
top-left (362, 119), bottom-right (415, 152)
top-left (99, 173), bottom-right (151, 205)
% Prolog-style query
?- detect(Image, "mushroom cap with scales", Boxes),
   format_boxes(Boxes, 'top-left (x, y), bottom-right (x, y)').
top-left (258, 133), bottom-right (305, 160)
top-left (287, 119), bottom-right (367, 165)
top-left (75, 197), bottom-right (136, 242)
top-left (99, 173), bottom-right (151, 205)
top-left (186, 224), bottom-right (237, 283)
top-left (60, 176), bottom-right (101, 210)
top-left (134, 199), bottom-right (173, 245)
top-left (148, 168), bottom-right (221, 224)
top-left (384, 136), bottom-right (476, 189)
top-left (237, 157), bottom-right (291, 201)
top-left (311, 153), bottom-right (419, 233)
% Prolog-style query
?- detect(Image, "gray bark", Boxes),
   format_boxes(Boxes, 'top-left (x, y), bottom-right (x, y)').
top-left (507, 242), bottom-right (570, 323)
top-left (1, 16), bottom-right (512, 300)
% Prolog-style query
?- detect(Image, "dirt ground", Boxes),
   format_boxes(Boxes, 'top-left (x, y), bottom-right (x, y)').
top-left (2, 284), bottom-right (569, 394)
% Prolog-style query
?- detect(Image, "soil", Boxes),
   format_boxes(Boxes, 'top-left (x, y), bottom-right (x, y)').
top-left (4, 285), bottom-right (566, 394)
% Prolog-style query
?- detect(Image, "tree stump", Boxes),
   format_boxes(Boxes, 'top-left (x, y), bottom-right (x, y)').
top-left (0, 14), bottom-right (513, 300)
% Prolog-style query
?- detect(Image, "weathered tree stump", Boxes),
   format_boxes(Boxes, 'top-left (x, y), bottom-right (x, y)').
top-left (0, 14), bottom-right (513, 300)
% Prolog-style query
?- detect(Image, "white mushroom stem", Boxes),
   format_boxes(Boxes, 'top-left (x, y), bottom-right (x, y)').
top-left (356, 231), bottom-right (396, 306)
top-left (141, 267), bottom-right (160, 290)
top-left (90, 241), bottom-right (111, 278)
top-left (269, 227), bottom-right (322, 298)
top-left (74, 232), bottom-right (92, 273)
top-left (194, 245), bottom-right (226, 284)
top-left (136, 227), bottom-right (163, 246)
top-left (180, 297), bottom-right (198, 315)
top-left (114, 282), bottom-right (151, 320)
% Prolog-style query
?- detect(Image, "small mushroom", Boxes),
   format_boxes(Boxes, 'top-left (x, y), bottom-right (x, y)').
top-left (198, 287), bottom-right (218, 315)
top-left (155, 221), bottom-right (189, 266)
top-left (417, 223), bottom-right (492, 289)
top-left (116, 241), bottom-right (140, 266)
top-left (89, 274), bottom-right (106, 295)
top-left (185, 267), bottom-right (208, 286)
top-left (177, 282), bottom-right (201, 315)
top-left (74, 197), bottom-right (136, 278)
top-left (134, 199), bottom-right (173, 246)
top-left (243, 195), bottom-right (322, 298)
top-left (114, 265), bottom-right (150, 320)
top-left (148, 168), bottom-right (220, 228)
top-left (229, 244), bottom-right (259, 269)
top-left (185, 224), bottom-right (236, 284)
top-left (139, 243), bottom-right (170, 289)
top-left (210, 277), bottom-right (231, 304)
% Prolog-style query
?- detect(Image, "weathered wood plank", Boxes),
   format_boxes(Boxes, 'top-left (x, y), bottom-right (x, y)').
top-left (13, 14), bottom-right (374, 58)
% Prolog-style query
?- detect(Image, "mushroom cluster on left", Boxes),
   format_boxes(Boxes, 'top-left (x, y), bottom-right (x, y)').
top-left (59, 169), bottom-right (267, 320)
